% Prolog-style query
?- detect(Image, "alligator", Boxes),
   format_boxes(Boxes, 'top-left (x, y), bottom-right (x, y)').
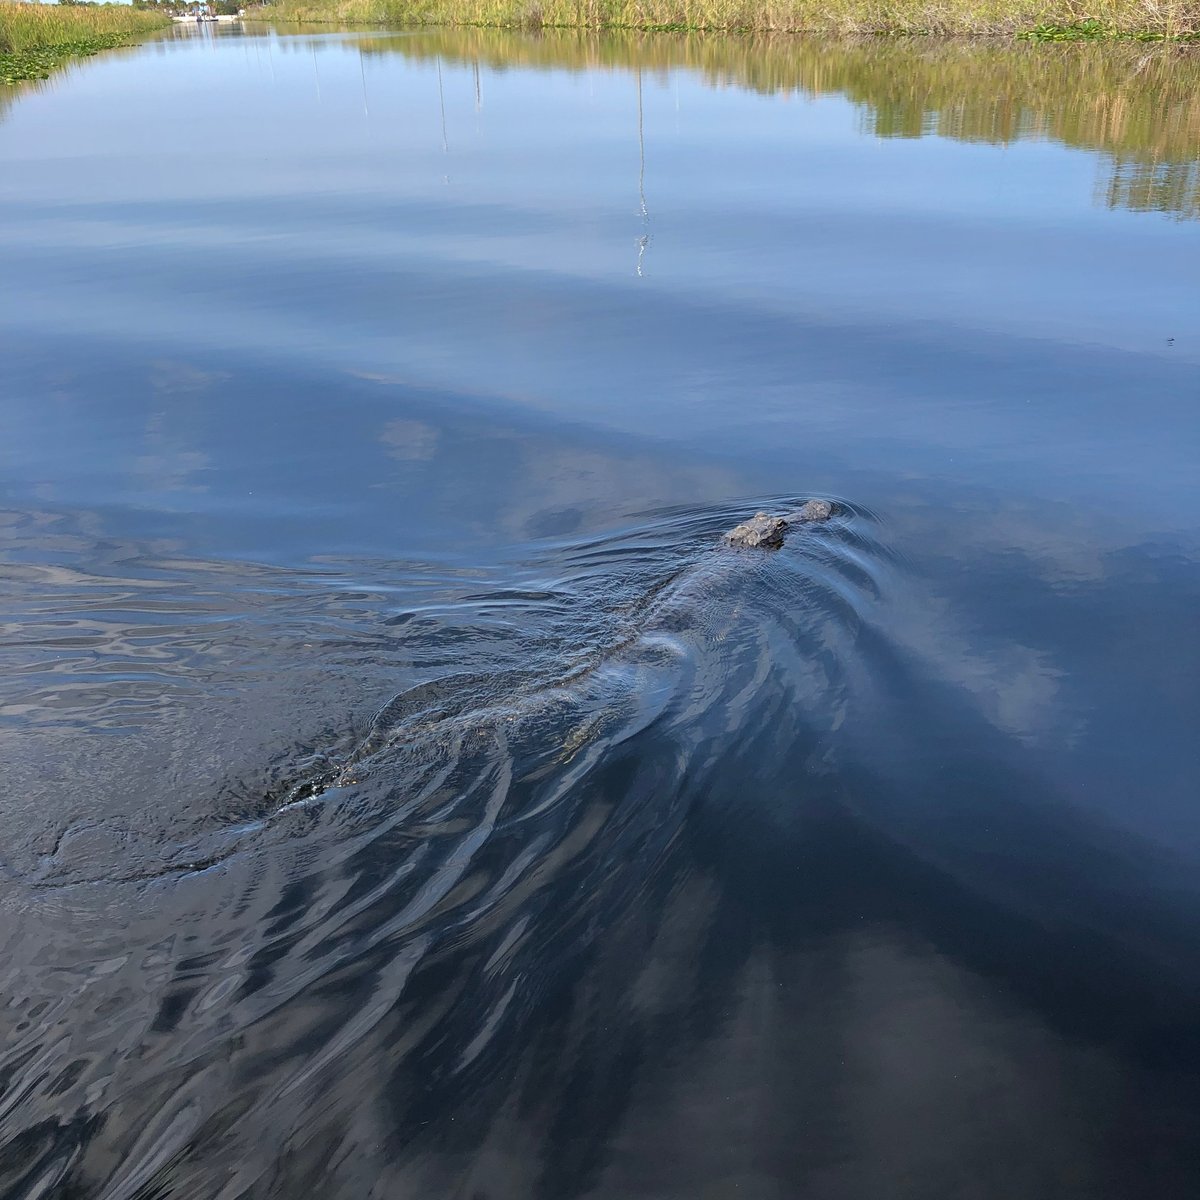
top-left (12, 501), bottom-right (839, 890)
top-left (270, 501), bottom-right (837, 811)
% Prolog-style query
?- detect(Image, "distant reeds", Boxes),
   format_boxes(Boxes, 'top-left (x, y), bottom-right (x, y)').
top-left (249, 0), bottom-right (1200, 38)
top-left (0, 1), bottom-right (169, 83)
top-left (0, 2), bottom-right (168, 52)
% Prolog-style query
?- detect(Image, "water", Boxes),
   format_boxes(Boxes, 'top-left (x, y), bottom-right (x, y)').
top-left (1, 26), bottom-right (1199, 1198)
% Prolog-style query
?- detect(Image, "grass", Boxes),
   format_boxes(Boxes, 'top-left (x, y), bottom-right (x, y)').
top-left (0, 2), bottom-right (170, 84)
top-left (248, 0), bottom-right (1200, 38)
top-left (1018, 15), bottom-right (1193, 36)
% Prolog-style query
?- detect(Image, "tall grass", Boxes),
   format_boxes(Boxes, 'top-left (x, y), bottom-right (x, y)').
top-left (0, 2), bottom-right (168, 55)
top-left (252, 0), bottom-right (1200, 37)
top-left (0, 2), bottom-right (168, 83)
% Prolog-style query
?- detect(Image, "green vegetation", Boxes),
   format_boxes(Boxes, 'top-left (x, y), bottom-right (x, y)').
top-left (249, 0), bottom-right (1200, 39)
top-left (1018, 16), bottom-right (1194, 37)
top-left (132, 0), bottom-right (244, 14)
top-left (0, 1), bottom-right (170, 84)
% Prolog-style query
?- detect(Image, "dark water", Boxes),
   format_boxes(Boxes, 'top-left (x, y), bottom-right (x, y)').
top-left (2, 26), bottom-right (1199, 1198)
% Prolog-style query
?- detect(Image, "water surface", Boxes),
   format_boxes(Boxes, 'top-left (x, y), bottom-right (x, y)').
top-left (1, 27), bottom-right (1199, 1199)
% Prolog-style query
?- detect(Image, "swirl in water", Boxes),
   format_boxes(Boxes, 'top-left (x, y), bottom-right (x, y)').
top-left (0, 498), bottom-right (893, 1196)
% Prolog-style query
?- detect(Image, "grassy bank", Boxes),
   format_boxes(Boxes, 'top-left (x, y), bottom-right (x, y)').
top-left (0, 2), bottom-right (170, 84)
top-left (250, 0), bottom-right (1200, 38)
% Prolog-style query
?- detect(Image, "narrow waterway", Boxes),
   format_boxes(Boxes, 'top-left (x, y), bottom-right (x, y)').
top-left (1, 27), bottom-right (1198, 1199)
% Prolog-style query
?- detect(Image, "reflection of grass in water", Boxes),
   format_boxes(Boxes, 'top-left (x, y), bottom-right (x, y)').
top-left (0, 3), bottom-right (168, 84)
top-left (255, 0), bottom-right (1200, 38)
top-left (1103, 154), bottom-right (1200, 214)
top-left (353, 28), bottom-right (1200, 217)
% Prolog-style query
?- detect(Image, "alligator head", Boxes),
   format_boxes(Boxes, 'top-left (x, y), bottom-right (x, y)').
top-left (725, 500), bottom-right (833, 549)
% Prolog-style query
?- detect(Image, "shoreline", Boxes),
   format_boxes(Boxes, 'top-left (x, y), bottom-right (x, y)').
top-left (0, 6), bottom-right (170, 86)
top-left (241, 0), bottom-right (1200, 40)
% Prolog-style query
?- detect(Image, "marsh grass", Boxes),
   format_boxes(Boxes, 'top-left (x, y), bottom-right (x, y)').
top-left (0, 2), bottom-right (169, 83)
top-left (252, 0), bottom-right (1200, 37)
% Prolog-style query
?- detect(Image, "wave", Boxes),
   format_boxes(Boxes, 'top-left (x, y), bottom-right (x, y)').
top-left (5, 499), bottom-right (1198, 1198)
